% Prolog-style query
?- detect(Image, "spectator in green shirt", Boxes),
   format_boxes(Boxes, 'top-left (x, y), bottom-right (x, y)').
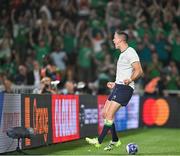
top-left (77, 38), bottom-right (93, 82)
top-left (165, 62), bottom-right (180, 90)
top-left (29, 23), bottom-right (52, 66)
top-left (147, 52), bottom-right (162, 80)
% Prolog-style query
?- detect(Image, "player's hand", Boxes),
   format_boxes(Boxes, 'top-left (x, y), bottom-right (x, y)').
top-left (107, 82), bottom-right (115, 89)
top-left (123, 79), bottom-right (132, 85)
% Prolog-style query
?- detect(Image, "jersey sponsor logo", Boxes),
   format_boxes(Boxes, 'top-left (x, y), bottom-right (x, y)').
top-left (142, 98), bottom-right (170, 126)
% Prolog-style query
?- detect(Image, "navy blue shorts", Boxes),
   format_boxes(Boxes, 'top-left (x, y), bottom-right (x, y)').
top-left (108, 84), bottom-right (134, 106)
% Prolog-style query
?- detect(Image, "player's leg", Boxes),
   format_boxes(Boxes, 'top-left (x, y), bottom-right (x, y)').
top-left (104, 123), bottom-right (121, 151)
top-left (110, 122), bottom-right (118, 141)
top-left (103, 100), bottom-right (119, 143)
top-left (103, 101), bottom-right (122, 151)
top-left (102, 100), bottom-right (111, 118)
top-left (85, 100), bottom-right (111, 147)
top-left (104, 84), bottom-right (134, 150)
top-left (97, 100), bottom-right (121, 144)
top-left (85, 101), bottom-right (120, 147)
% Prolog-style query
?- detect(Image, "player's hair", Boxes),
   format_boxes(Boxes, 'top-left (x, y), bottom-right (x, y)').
top-left (116, 31), bottom-right (129, 42)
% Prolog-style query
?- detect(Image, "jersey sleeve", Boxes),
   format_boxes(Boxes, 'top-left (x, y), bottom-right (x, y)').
top-left (128, 48), bottom-right (140, 64)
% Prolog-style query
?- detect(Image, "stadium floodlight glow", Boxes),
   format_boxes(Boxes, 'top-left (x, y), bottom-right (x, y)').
top-left (6, 127), bottom-right (34, 153)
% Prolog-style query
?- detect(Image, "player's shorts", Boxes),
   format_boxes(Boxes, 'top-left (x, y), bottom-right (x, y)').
top-left (108, 84), bottom-right (134, 106)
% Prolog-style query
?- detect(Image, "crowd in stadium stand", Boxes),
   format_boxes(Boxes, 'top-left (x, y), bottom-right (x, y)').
top-left (0, 0), bottom-right (179, 95)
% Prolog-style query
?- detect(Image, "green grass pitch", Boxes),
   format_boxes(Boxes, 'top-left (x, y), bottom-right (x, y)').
top-left (10, 128), bottom-right (180, 155)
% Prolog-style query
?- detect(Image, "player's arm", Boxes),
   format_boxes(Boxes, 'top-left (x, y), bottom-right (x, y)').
top-left (124, 61), bottom-right (143, 85)
top-left (131, 61), bottom-right (143, 81)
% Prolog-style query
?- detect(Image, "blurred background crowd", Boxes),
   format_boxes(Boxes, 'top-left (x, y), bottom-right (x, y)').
top-left (0, 0), bottom-right (179, 95)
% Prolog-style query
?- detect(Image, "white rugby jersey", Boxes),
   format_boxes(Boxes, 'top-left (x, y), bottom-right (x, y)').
top-left (115, 47), bottom-right (140, 89)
